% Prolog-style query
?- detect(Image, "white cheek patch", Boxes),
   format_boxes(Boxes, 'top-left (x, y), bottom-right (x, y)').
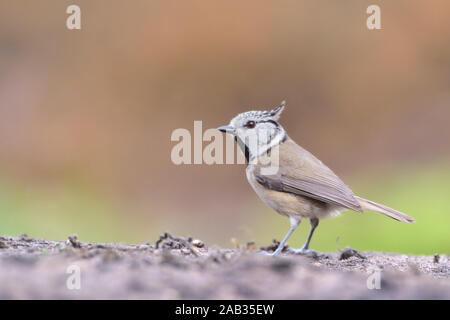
top-left (242, 128), bottom-right (283, 158)
top-left (255, 127), bottom-right (284, 157)
top-left (236, 129), bottom-right (258, 155)
top-left (233, 122), bottom-right (285, 164)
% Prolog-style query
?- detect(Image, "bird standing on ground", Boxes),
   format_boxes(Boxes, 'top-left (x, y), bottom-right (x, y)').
top-left (218, 101), bottom-right (415, 256)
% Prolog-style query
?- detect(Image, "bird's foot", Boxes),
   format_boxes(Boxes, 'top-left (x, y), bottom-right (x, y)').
top-left (258, 250), bottom-right (281, 257)
top-left (288, 247), bottom-right (316, 255)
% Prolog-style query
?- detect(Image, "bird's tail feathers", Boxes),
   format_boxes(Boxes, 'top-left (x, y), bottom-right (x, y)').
top-left (355, 196), bottom-right (415, 223)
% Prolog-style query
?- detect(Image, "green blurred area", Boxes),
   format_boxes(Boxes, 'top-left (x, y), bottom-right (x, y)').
top-left (0, 174), bottom-right (130, 243)
top-left (1, 161), bottom-right (448, 254)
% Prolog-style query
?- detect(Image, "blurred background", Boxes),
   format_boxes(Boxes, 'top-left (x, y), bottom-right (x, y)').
top-left (0, 0), bottom-right (449, 255)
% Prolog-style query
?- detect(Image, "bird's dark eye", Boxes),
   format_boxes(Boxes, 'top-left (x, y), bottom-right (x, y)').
top-left (245, 120), bottom-right (256, 128)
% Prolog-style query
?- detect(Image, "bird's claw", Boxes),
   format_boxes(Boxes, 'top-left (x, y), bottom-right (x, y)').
top-left (258, 250), bottom-right (282, 257)
top-left (288, 247), bottom-right (316, 255)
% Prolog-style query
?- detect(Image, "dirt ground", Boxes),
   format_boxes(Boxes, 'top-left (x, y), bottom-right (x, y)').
top-left (0, 233), bottom-right (448, 299)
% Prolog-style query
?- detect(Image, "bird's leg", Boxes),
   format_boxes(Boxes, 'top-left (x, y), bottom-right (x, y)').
top-left (261, 216), bottom-right (300, 256)
top-left (289, 218), bottom-right (319, 254)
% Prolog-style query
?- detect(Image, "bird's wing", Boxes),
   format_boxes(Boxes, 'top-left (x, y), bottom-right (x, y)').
top-left (254, 139), bottom-right (363, 212)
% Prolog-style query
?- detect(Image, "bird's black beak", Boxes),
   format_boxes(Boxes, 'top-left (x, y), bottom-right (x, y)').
top-left (217, 125), bottom-right (234, 133)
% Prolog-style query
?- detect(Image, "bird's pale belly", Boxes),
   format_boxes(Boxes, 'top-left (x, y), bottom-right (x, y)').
top-left (246, 166), bottom-right (341, 220)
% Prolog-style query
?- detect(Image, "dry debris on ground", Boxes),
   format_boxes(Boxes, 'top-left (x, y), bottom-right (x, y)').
top-left (0, 233), bottom-right (448, 299)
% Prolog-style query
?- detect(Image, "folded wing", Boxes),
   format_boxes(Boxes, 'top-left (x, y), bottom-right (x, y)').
top-left (254, 138), bottom-right (363, 213)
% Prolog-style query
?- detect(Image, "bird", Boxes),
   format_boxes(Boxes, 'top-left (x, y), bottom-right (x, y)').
top-left (217, 101), bottom-right (415, 256)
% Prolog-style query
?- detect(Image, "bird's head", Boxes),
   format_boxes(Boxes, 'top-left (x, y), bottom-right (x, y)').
top-left (217, 101), bottom-right (287, 160)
